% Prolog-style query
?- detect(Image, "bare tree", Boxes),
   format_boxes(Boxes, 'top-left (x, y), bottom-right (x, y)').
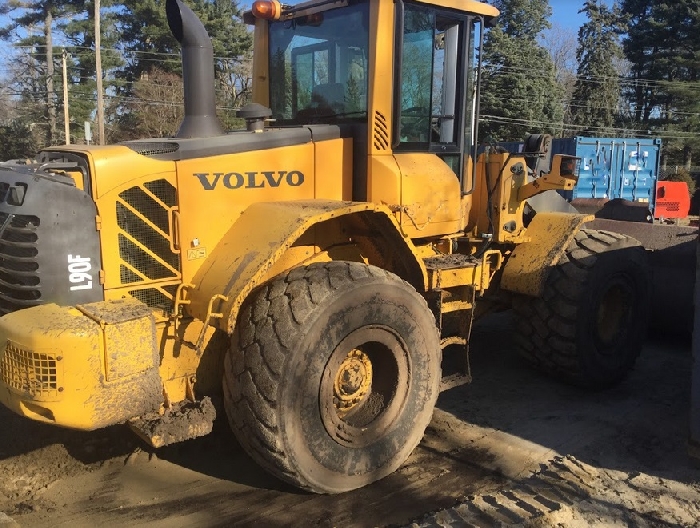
top-left (216, 56), bottom-right (252, 128)
top-left (128, 68), bottom-right (184, 139)
top-left (0, 81), bottom-right (17, 124)
top-left (542, 22), bottom-right (578, 135)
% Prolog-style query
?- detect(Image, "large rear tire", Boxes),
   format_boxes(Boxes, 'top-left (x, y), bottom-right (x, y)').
top-left (223, 262), bottom-right (441, 493)
top-left (513, 229), bottom-right (650, 389)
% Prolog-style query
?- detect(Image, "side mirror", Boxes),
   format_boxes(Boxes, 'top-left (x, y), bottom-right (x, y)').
top-left (485, 15), bottom-right (499, 28)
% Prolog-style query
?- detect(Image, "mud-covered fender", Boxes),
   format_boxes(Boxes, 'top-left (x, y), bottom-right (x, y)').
top-left (500, 212), bottom-right (593, 297)
top-left (189, 200), bottom-right (427, 333)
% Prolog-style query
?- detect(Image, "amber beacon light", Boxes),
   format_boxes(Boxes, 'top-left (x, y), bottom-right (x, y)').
top-left (252, 0), bottom-right (281, 20)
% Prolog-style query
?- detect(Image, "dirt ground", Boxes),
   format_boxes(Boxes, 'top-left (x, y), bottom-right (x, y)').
top-left (1, 312), bottom-right (699, 527)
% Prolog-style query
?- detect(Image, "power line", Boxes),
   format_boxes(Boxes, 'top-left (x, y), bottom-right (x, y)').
top-left (481, 114), bottom-right (698, 140)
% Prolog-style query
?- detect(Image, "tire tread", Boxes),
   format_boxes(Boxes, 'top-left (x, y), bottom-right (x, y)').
top-left (512, 229), bottom-right (647, 387)
top-left (222, 261), bottom-right (436, 492)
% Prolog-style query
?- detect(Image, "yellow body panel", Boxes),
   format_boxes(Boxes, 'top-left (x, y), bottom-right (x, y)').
top-left (45, 144), bottom-right (177, 200)
top-left (314, 138), bottom-right (354, 200)
top-left (397, 153), bottom-right (462, 238)
top-left (468, 151), bottom-right (529, 244)
top-left (0, 300), bottom-right (161, 430)
top-left (368, 154), bottom-right (402, 207)
top-left (176, 142), bottom-right (317, 281)
top-left (158, 319), bottom-right (227, 404)
top-left (415, 0), bottom-right (499, 17)
top-left (368, 1), bottom-right (395, 157)
top-left (500, 212), bottom-right (593, 297)
top-left (485, 153), bottom-right (528, 243)
top-left (189, 200), bottom-right (427, 333)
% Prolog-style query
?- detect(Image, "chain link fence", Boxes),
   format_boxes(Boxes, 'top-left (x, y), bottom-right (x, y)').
top-left (659, 166), bottom-right (700, 179)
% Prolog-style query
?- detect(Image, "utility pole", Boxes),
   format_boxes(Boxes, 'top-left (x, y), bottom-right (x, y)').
top-left (95, 0), bottom-right (105, 145)
top-left (45, 11), bottom-right (57, 144)
top-left (62, 49), bottom-right (70, 144)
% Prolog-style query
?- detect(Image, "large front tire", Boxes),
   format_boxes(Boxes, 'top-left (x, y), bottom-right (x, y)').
top-left (223, 262), bottom-right (441, 493)
top-left (514, 229), bottom-right (650, 389)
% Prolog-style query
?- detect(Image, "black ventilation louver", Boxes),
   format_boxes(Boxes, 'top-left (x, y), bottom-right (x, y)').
top-left (0, 213), bottom-right (41, 315)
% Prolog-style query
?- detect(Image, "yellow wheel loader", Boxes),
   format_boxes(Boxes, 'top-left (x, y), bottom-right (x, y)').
top-left (0, 0), bottom-right (650, 493)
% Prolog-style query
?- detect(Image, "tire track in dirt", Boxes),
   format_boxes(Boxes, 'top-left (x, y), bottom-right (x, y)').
top-left (409, 455), bottom-right (700, 527)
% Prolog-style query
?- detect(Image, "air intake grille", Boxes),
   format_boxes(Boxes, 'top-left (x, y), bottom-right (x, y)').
top-left (1, 341), bottom-right (63, 401)
top-left (0, 213), bottom-right (41, 316)
top-left (123, 142), bottom-right (180, 156)
top-left (373, 111), bottom-right (389, 150)
top-left (117, 180), bottom-right (180, 285)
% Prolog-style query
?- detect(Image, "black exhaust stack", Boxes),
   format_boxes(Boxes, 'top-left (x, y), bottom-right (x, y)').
top-left (166, 0), bottom-right (224, 138)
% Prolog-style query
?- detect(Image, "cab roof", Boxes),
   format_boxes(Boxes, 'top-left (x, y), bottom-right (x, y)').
top-left (243, 0), bottom-right (499, 25)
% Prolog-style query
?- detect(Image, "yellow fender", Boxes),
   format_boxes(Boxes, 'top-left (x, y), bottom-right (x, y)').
top-left (500, 212), bottom-right (593, 297)
top-left (189, 200), bottom-right (427, 333)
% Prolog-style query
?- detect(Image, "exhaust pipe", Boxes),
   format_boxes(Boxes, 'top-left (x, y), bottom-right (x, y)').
top-left (166, 0), bottom-right (224, 138)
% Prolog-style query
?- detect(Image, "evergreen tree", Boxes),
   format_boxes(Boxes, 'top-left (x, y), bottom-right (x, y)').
top-left (570, 1), bottom-right (625, 136)
top-left (60, 0), bottom-right (124, 143)
top-left (479, 0), bottom-right (563, 142)
top-left (0, 78), bottom-right (40, 160)
top-left (0, 0), bottom-right (120, 146)
top-left (114, 0), bottom-right (252, 137)
top-left (0, 0), bottom-right (72, 145)
top-left (621, 0), bottom-right (700, 166)
top-left (114, 0), bottom-right (251, 88)
top-left (1, 0), bottom-right (253, 145)
top-left (0, 120), bottom-right (40, 160)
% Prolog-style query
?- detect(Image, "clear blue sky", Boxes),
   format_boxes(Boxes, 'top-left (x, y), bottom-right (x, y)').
top-left (0, 1), bottom-right (603, 40)
top-left (549, 0), bottom-right (595, 31)
top-left (0, 0), bottom-right (606, 78)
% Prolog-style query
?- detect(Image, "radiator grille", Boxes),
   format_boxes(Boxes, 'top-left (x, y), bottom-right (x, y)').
top-left (128, 284), bottom-right (178, 315)
top-left (0, 213), bottom-right (41, 316)
top-left (145, 180), bottom-right (177, 207)
top-left (117, 180), bottom-right (180, 285)
top-left (1, 341), bottom-right (63, 401)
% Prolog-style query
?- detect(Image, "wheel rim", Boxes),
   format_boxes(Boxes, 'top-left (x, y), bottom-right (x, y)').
top-left (333, 348), bottom-right (374, 415)
top-left (595, 274), bottom-right (634, 352)
top-left (320, 325), bottom-right (410, 449)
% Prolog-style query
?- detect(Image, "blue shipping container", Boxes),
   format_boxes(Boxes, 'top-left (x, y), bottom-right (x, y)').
top-left (495, 137), bottom-right (662, 214)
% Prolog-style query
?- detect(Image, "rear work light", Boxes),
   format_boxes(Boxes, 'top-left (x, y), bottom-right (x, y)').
top-left (252, 0), bottom-right (281, 20)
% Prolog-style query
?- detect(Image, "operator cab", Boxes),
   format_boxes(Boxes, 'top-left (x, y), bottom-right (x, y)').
top-left (245, 0), bottom-right (498, 238)
top-left (246, 0), bottom-right (495, 180)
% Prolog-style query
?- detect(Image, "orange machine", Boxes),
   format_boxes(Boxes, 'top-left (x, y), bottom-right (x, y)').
top-left (655, 181), bottom-right (691, 220)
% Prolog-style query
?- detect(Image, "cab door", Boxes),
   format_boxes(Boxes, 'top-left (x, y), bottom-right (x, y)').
top-left (393, 4), bottom-right (476, 238)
